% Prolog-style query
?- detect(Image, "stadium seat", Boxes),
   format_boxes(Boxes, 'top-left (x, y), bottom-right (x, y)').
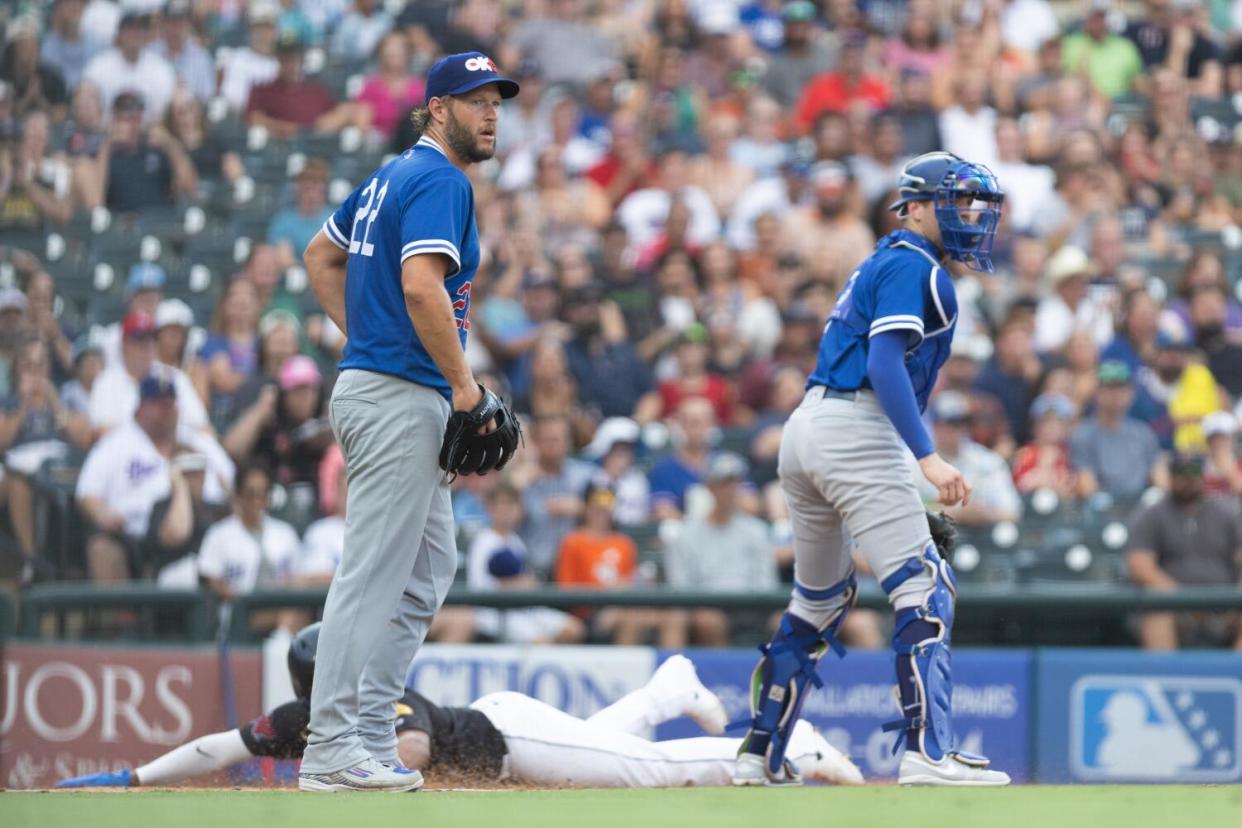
top-left (949, 530), bottom-right (1018, 586)
top-left (270, 482), bottom-right (320, 535)
top-left (43, 250), bottom-right (96, 307)
top-left (1, 228), bottom-right (52, 259)
top-left (135, 204), bottom-right (208, 256)
top-left (88, 223), bottom-right (144, 266)
top-left (1109, 94), bottom-right (1150, 121)
top-left (1017, 490), bottom-right (1075, 532)
top-left (86, 290), bottom-right (127, 327)
top-left (244, 143), bottom-right (298, 185)
top-left (1010, 525), bottom-right (1119, 584)
top-left (29, 455), bottom-right (89, 579)
top-left (626, 521), bottom-right (663, 556)
top-left (717, 426), bottom-right (752, 457)
top-left (1137, 258), bottom-right (1183, 293)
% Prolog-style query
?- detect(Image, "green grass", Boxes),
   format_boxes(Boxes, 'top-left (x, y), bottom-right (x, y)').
top-left (4, 786), bottom-right (1240, 828)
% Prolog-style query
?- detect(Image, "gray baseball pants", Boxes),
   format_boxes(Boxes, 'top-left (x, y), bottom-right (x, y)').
top-left (778, 386), bottom-right (935, 623)
top-left (301, 369), bottom-right (457, 774)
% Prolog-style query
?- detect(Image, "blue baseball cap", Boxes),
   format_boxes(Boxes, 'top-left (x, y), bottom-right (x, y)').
top-left (1030, 392), bottom-right (1074, 420)
top-left (487, 547), bottom-right (526, 579)
top-left (425, 52), bottom-right (520, 105)
top-left (1155, 327), bottom-right (1193, 351)
top-left (138, 371), bottom-right (177, 402)
top-left (126, 262), bottom-right (166, 297)
top-left (1097, 360), bottom-right (1133, 386)
top-left (931, 390), bottom-right (972, 423)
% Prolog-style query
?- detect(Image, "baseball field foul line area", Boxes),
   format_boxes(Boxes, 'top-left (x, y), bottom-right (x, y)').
top-left (4, 787), bottom-right (1240, 828)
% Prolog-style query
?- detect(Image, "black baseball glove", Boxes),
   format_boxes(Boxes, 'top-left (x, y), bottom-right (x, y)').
top-left (926, 510), bottom-right (958, 564)
top-left (439, 385), bottom-right (521, 478)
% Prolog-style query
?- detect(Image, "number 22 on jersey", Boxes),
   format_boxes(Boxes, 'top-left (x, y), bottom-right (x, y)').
top-left (348, 177), bottom-right (389, 257)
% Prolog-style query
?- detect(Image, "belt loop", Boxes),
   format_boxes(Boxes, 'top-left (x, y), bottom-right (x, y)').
top-left (820, 387), bottom-right (859, 402)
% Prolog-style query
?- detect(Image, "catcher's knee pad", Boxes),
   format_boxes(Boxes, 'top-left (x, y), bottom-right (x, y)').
top-left (880, 542), bottom-right (983, 764)
top-left (741, 572), bottom-right (857, 776)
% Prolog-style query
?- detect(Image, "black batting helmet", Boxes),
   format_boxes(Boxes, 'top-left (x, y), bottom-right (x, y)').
top-left (288, 622), bottom-right (321, 701)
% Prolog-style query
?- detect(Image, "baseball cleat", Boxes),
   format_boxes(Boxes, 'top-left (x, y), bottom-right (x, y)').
top-left (733, 752), bottom-right (804, 787)
top-left (795, 723), bottom-right (865, 786)
top-left (898, 751), bottom-right (1011, 786)
top-left (650, 654), bottom-right (729, 735)
top-left (299, 757), bottom-right (425, 792)
top-left (55, 769), bottom-right (133, 788)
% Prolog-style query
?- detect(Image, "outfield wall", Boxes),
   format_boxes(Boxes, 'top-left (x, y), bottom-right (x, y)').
top-left (1, 642), bottom-right (263, 789)
top-left (2, 643), bottom-right (1238, 787)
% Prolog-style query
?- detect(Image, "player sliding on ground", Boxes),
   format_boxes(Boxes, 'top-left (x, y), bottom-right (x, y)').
top-left (734, 152), bottom-right (1011, 787)
top-left (56, 624), bottom-right (862, 791)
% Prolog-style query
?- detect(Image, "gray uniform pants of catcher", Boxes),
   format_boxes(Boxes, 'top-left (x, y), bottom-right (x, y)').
top-left (301, 369), bottom-right (457, 774)
top-left (779, 386), bottom-right (935, 623)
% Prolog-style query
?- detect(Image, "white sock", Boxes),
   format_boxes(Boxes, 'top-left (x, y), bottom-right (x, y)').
top-left (135, 730), bottom-right (251, 786)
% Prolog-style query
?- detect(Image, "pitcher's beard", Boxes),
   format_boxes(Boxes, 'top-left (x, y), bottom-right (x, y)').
top-left (445, 111), bottom-right (494, 163)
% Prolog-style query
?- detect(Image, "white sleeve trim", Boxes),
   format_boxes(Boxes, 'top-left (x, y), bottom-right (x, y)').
top-left (869, 314), bottom-right (924, 334)
top-left (892, 239), bottom-right (942, 268)
top-left (401, 239), bottom-right (462, 275)
top-left (929, 266), bottom-right (950, 328)
top-left (925, 265), bottom-right (956, 337)
top-left (322, 218), bottom-right (349, 250)
top-left (869, 322), bottom-right (927, 340)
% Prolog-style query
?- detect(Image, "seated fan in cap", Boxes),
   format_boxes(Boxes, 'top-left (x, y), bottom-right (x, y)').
top-left (222, 355), bottom-right (333, 504)
top-left (556, 483), bottom-right (689, 646)
top-left (89, 310), bottom-right (213, 434)
top-left (246, 32), bottom-right (355, 137)
top-left (76, 365), bottom-right (234, 585)
top-left (461, 482), bottom-right (585, 645)
top-left (0, 334), bottom-right (94, 585)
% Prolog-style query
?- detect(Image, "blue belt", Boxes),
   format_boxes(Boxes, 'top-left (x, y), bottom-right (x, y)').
top-left (815, 386), bottom-right (860, 401)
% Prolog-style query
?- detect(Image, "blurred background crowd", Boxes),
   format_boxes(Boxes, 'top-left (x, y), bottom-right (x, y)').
top-left (0, 0), bottom-right (1240, 651)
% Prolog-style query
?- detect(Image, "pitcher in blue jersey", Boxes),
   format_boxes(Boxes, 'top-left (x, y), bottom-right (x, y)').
top-left (734, 152), bottom-right (1011, 787)
top-left (298, 52), bottom-right (519, 793)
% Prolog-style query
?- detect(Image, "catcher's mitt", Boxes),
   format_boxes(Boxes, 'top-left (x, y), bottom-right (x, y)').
top-left (926, 510), bottom-right (958, 564)
top-left (439, 385), bottom-right (521, 478)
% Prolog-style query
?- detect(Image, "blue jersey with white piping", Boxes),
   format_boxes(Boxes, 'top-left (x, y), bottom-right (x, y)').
top-left (321, 135), bottom-right (478, 398)
top-left (807, 229), bottom-right (958, 412)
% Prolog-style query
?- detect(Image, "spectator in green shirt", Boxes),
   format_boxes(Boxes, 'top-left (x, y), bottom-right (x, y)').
top-left (1062, 1), bottom-right (1145, 98)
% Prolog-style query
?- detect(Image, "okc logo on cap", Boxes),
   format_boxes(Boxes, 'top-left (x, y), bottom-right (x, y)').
top-left (464, 55), bottom-right (498, 73)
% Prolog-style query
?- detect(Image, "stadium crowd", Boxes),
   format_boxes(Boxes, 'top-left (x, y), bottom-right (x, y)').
top-left (1, 0), bottom-right (1241, 651)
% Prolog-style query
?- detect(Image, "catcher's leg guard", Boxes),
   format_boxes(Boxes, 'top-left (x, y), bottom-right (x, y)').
top-left (880, 543), bottom-right (991, 768)
top-left (740, 572), bottom-right (857, 777)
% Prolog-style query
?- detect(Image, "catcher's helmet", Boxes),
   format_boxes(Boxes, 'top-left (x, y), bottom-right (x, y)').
top-left (288, 622), bottom-right (321, 701)
top-left (888, 152), bottom-right (1004, 273)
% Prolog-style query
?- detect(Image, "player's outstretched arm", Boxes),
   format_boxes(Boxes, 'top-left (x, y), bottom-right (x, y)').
top-left (55, 730), bottom-right (251, 788)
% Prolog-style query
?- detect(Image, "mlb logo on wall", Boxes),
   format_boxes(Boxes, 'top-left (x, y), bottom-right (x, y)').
top-left (1071, 675), bottom-right (1242, 782)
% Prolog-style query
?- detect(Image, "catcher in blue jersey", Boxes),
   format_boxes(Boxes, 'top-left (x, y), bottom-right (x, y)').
top-left (734, 152), bottom-right (1011, 786)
